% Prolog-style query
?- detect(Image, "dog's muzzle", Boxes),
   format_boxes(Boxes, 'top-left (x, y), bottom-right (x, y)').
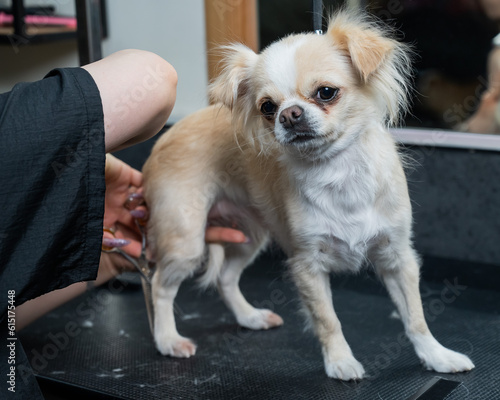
top-left (279, 106), bottom-right (316, 144)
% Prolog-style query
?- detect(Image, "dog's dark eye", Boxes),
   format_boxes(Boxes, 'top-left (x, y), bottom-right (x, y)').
top-left (260, 101), bottom-right (277, 117)
top-left (316, 87), bottom-right (338, 102)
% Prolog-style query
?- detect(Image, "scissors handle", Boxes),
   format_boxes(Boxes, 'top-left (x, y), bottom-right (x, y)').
top-left (101, 225), bottom-right (155, 283)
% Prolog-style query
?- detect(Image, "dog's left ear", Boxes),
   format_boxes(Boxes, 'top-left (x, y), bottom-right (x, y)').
top-left (327, 11), bottom-right (411, 126)
top-left (328, 12), bottom-right (395, 82)
top-left (209, 44), bottom-right (258, 110)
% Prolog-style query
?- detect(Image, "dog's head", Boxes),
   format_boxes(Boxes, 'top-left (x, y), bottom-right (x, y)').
top-left (210, 11), bottom-right (412, 159)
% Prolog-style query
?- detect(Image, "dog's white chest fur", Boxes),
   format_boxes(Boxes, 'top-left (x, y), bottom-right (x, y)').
top-left (286, 147), bottom-right (383, 271)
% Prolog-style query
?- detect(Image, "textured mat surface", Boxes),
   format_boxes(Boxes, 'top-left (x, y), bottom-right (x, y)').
top-left (19, 253), bottom-right (500, 400)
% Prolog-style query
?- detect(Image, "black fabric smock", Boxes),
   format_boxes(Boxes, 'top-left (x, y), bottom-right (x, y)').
top-left (0, 67), bottom-right (106, 398)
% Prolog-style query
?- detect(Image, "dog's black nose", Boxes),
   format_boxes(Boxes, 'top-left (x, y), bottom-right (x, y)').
top-left (279, 106), bottom-right (304, 129)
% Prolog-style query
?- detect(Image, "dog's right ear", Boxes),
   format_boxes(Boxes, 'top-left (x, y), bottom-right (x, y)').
top-left (209, 44), bottom-right (258, 110)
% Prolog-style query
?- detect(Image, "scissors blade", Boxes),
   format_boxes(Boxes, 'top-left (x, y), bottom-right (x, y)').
top-left (140, 273), bottom-right (155, 337)
top-left (136, 254), bottom-right (156, 336)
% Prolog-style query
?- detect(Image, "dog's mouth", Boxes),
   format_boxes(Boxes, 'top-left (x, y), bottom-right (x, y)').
top-left (287, 133), bottom-right (317, 145)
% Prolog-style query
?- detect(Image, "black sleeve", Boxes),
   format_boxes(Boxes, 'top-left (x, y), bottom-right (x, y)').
top-left (0, 67), bottom-right (106, 309)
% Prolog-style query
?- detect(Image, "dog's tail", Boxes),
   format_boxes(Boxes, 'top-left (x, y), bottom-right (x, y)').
top-left (197, 243), bottom-right (225, 289)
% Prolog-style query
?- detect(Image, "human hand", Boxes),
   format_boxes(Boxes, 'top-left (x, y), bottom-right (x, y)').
top-left (205, 226), bottom-right (248, 243)
top-left (101, 154), bottom-right (145, 274)
top-left (101, 154), bottom-right (248, 275)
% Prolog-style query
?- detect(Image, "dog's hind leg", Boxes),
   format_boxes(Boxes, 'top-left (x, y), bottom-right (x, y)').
top-left (217, 232), bottom-right (284, 330)
top-left (148, 194), bottom-right (208, 359)
top-left (151, 236), bottom-right (204, 358)
top-left (152, 265), bottom-right (197, 358)
top-left (373, 243), bottom-right (475, 373)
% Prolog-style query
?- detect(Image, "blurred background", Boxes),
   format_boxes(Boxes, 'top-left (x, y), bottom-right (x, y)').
top-left (2, 0), bottom-right (500, 133)
top-left (0, 0), bottom-right (208, 123)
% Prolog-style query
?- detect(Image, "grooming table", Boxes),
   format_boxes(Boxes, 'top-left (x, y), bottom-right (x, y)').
top-left (19, 252), bottom-right (500, 399)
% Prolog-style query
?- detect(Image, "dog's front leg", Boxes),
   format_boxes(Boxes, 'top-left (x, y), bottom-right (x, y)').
top-left (290, 263), bottom-right (365, 380)
top-left (375, 246), bottom-right (474, 373)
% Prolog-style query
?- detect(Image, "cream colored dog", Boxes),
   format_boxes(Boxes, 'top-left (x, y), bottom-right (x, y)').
top-left (143, 11), bottom-right (474, 380)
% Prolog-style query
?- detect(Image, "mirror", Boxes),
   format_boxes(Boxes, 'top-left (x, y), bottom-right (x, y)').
top-left (367, 1), bottom-right (497, 132)
top-left (258, 0), bottom-right (500, 149)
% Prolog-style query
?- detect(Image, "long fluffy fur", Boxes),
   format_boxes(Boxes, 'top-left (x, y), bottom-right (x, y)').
top-left (326, 11), bottom-right (413, 126)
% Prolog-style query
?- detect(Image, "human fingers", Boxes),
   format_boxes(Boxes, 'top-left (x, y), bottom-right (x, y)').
top-left (125, 192), bottom-right (145, 210)
top-left (103, 235), bottom-right (142, 263)
top-left (130, 206), bottom-right (148, 223)
top-left (102, 222), bottom-right (142, 259)
top-left (121, 240), bottom-right (142, 260)
top-left (111, 207), bottom-right (148, 239)
top-left (129, 167), bottom-right (143, 188)
top-left (102, 236), bottom-right (131, 249)
top-left (205, 226), bottom-right (249, 244)
top-left (104, 154), bottom-right (123, 183)
top-left (105, 154), bottom-right (143, 188)
top-left (101, 231), bottom-right (138, 272)
top-left (102, 227), bottom-right (130, 250)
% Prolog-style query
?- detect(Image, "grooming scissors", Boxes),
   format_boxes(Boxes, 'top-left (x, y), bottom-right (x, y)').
top-left (102, 222), bottom-right (156, 336)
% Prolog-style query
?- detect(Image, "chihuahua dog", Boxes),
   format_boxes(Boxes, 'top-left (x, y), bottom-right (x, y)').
top-left (142, 11), bottom-right (474, 380)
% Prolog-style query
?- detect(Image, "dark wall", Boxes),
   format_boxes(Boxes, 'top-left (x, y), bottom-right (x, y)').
top-left (404, 145), bottom-right (500, 267)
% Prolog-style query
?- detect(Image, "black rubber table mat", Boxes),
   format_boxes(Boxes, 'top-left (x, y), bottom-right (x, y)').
top-left (19, 253), bottom-right (500, 400)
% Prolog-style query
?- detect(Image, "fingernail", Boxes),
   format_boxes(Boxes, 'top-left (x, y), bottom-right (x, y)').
top-left (244, 236), bottom-right (252, 244)
top-left (129, 192), bottom-right (143, 200)
top-left (102, 237), bottom-right (131, 248)
top-left (130, 209), bottom-right (146, 219)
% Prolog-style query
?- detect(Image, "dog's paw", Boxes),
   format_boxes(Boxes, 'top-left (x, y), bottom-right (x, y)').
top-left (237, 309), bottom-right (284, 330)
top-left (155, 335), bottom-right (197, 358)
top-left (325, 356), bottom-right (365, 381)
top-left (412, 334), bottom-right (474, 373)
top-left (420, 346), bottom-right (474, 373)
